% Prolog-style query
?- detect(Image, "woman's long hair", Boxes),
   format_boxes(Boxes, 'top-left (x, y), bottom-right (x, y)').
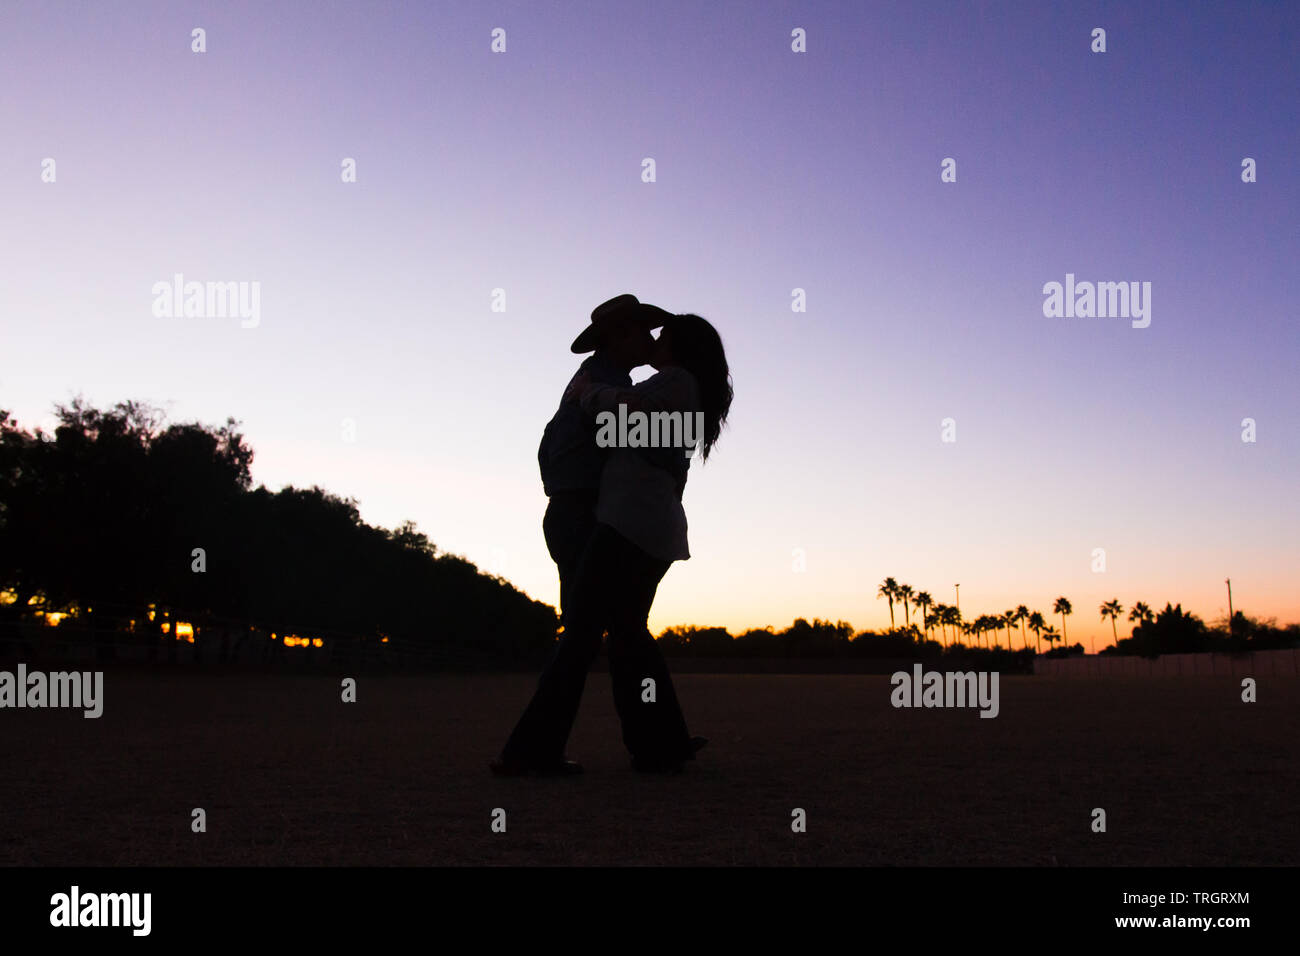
top-left (661, 313), bottom-right (732, 461)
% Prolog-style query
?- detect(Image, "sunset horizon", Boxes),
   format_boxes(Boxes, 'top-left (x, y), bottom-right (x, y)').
top-left (4, 393), bottom-right (1292, 653)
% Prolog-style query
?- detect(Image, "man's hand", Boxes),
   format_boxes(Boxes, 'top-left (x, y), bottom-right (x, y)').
top-left (563, 371), bottom-right (593, 403)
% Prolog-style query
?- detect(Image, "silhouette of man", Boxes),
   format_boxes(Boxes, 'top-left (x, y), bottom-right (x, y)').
top-left (492, 294), bottom-right (667, 775)
top-left (534, 294), bottom-right (666, 631)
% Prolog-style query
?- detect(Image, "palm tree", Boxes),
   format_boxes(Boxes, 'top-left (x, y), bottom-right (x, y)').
top-left (878, 577), bottom-right (898, 630)
top-left (1100, 599), bottom-right (1123, 651)
top-left (1028, 611), bottom-right (1046, 653)
top-left (1041, 624), bottom-right (1059, 650)
top-left (1053, 596), bottom-right (1073, 649)
top-left (1003, 610), bottom-right (1017, 650)
top-left (949, 606), bottom-right (963, 646)
top-left (1128, 601), bottom-right (1154, 632)
top-left (930, 602), bottom-right (946, 645)
top-left (897, 584), bottom-right (914, 628)
top-left (922, 613), bottom-right (938, 645)
top-left (914, 590), bottom-right (933, 637)
top-left (1015, 605), bottom-right (1030, 649)
top-left (936, 603), bottom-right (953, 647)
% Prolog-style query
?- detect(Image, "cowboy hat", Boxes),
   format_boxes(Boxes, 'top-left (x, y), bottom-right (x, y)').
top-left (570, 293), bottom-right (673, 354)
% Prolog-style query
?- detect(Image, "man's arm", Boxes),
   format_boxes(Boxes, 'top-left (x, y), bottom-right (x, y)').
top-left (561, 356), bottom-right (631, 404)
top-left (578, 369), bottom-right (689, 418)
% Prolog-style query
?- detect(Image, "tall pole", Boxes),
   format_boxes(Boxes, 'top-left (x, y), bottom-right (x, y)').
top-left (1226, 578), bottom-right (1234, 636)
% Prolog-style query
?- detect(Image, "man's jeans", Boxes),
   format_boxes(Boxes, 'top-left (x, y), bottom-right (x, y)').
top-left (501, 521), bottom-right (693, 766)
top-left (542, 490), bottom-right (598, 629)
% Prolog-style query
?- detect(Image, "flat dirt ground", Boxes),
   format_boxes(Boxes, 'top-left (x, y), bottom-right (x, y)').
top-left (2, 668), bottom-right (1296, 865)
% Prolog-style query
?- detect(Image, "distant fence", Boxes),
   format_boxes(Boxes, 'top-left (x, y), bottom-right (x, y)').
top-left (1034, 648), bottom-right (1300, 678)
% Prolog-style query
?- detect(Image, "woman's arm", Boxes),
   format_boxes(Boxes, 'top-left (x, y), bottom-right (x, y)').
top-left (579, 368), bottom-right (693, 418)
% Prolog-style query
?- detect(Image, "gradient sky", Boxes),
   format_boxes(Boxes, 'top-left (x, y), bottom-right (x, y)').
top-left (2, 1), bottom-right (1297, 648)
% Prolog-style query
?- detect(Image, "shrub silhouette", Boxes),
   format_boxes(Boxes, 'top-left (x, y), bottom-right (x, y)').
top-left (0, 400), bottom-right (556, 663)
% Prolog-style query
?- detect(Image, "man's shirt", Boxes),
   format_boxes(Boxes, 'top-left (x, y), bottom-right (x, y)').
top-left (537, 354), bottom-right (631, 496)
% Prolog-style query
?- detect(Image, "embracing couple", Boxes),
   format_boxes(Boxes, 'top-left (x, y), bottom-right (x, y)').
top-left (491, 294), bottom-right (733, 776)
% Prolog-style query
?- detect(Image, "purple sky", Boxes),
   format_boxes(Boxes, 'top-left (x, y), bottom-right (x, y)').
top-left (2, 0), bottom-right (1297, 646)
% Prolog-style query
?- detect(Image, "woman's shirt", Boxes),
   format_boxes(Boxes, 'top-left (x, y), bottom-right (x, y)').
top-left (579, 365), bottom-right (702, 563)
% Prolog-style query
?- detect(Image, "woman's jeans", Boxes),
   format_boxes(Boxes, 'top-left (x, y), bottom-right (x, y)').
top-left (500, 522), bottom-right (693, 766)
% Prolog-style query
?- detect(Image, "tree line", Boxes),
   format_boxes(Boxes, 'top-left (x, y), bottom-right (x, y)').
top-left (0, 400), bottom-right (558, 663)
top-left (654, 603), bottom-right (1296, 661)
top-left (868, 577), bottom-right (1294, 656)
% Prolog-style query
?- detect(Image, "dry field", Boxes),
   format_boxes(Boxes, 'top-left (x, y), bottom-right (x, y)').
top-left (2, 668), bottom-right (1296, 865)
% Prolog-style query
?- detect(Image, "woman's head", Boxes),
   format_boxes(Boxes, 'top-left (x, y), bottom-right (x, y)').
top-left (652, 313), bottom-right (732, 461)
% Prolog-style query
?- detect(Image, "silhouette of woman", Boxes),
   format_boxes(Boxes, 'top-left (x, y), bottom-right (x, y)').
top-left (493, 313), bottom-right (733, 774)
